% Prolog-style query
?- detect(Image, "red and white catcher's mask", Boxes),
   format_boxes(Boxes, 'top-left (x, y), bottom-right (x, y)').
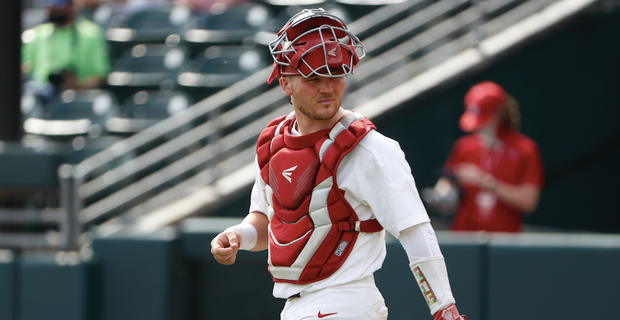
top-left (267, 8), bottom-right (365, 84)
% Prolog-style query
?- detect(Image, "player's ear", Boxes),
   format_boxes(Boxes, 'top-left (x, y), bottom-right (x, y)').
top-left (279, 76), bottom-right (292, 96)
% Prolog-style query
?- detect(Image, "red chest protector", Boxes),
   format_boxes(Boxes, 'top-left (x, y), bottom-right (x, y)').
top-left (256, 111), bottom-right (384, 284)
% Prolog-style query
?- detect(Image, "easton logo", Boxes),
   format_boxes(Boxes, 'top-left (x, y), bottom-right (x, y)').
top-left (282, 166), bottom-right (297, 183)
top-left (327, 47), bottom-right (337, 57)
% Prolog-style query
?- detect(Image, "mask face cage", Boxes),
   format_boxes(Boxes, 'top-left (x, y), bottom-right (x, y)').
top-left (268, 8), bottom-right (365, 83)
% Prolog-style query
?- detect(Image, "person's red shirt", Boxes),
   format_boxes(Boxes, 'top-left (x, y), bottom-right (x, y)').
top-left (444, 128), bottom-right (544, 232)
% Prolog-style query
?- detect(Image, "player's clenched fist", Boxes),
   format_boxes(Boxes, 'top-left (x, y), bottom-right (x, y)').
top-left (210, 229), bottom-right (240, 265)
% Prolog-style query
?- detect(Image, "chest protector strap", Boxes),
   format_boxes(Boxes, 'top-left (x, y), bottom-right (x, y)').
top-left (256, 111), bottom-right (383, 284)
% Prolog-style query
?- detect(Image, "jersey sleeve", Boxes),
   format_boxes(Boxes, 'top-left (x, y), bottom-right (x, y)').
top-left (346, 131), bottom-right (431, 238)
top-left (249, 156), bottom-right (269, 216)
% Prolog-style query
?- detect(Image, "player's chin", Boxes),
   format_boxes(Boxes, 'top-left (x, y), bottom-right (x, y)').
top-left (316, 106), bottom-right (340, 119)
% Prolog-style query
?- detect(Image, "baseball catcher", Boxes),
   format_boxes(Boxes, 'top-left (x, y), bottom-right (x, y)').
top-left (212, 8), bottom-right (467, 320)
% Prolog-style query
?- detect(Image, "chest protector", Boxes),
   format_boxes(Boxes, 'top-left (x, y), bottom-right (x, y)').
top-left (256, 111), bottom-right (384, 284)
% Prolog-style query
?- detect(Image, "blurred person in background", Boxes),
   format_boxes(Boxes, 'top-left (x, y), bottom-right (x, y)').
top-left (21, 0), bottom-right (110, 103)
top-left (423, 81), bottom-right (544, 232)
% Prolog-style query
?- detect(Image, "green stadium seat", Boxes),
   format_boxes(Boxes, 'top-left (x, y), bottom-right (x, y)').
top-left (107, 90), bottom-right (194, 135)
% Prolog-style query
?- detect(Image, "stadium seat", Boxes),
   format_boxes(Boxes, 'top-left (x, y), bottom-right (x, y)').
top-left (63, 135), bottom-right (132, 176)
top-left (272, 3), bottom-right (353, 29)
top-left (335, 0), bottom-right (408, 5)
top-left (106, 4), bottom-right (193, 45)
top-left (23, 89), bottom-right (119, 140)
top-left (107, 90), bottom-right (194, 135)
top-left (78, 3), bottom-right (114, 28)
top-left (177, 45), bottom-right (268, 101)
top-left (20, 93), bottom-right (45, 124)
top-left (332, 0), bottom-right (398, 22)
top-left (184, 3), bottom-right (274, 48)
top-left (0, 140), bottom-right (62, 190)
top-left (264, 0), bottom-right (326, 8)
top-left (107, 44), bottom-right (189, 103)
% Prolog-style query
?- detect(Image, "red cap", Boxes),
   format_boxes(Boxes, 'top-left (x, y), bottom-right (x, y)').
top-left (459, 81), bottom-right (506, 132)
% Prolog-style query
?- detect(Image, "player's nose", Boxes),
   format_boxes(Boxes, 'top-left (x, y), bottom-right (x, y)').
top-left (317, 78), bottom-right (335, 93)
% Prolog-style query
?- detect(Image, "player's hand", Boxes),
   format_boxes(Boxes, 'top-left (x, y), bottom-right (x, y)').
top-left (210, 229), bottom-right (240, 265)
top-left (433, 304), bottom-right (466, 320)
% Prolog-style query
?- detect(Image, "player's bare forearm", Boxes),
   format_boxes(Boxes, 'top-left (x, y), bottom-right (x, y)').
top-left (493, 182), bottom-right (541, 214)
top-left (243, 211), bottom-right (269, 251)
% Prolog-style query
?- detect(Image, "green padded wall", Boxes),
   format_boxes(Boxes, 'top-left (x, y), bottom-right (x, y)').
top-left (375, 233), bottom-right (484, 320)
top-left (7, 221), bottom-right (619, 320)
top-left (0, 143), bottom-right (61, 189)
top-left (485, 234), bottom-right (620, 320)
top-left (180, 219), bottom-right (486, 320)
top-left (0, 250), bottom-right (15, 320)
top-left (18, 251), bottom-right (92, 320)
top-left (91, 227), bottom-right (181, 320)
top-left (179, 219), bottom-right (620, 320)
top-left (180, 218), bottom-right (284, 320)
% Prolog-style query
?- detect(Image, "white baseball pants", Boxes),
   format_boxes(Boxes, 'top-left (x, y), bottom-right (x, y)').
top-left (280, 275), bottom-right (388, 320)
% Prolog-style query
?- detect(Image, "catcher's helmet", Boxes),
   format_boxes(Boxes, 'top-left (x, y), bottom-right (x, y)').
top-left (267, 8), bottom-right (365, 84)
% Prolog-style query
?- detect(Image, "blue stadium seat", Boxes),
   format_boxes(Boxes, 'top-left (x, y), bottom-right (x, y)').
top-left (272, 3), bottom-right (353, 28)
top-left (23, 89), bottom-right (119, 139)
top-left (177, 45), bottom-right (268, 101)
top-left (184, 3), bottom-right (274, 47)
top-left (106, 4), bottom-right (193, 44)
top-left (107, 44), bottom-right (189, 102)
top-left (107, 90), bottom-right (194, 135)
top-left (20, 93), bottom-right (45, 125)
top-left (0, 140), bottom-right (62, 190)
